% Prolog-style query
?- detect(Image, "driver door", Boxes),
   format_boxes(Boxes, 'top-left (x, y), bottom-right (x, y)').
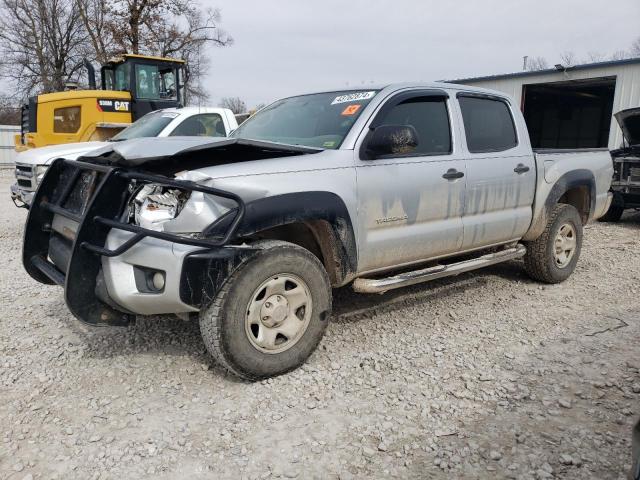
top-left (355, 90), bottom-right (466, 273)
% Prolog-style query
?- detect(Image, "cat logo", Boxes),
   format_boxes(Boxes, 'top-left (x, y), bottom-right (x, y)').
top-left (97, 99), bottom-right (131, 113)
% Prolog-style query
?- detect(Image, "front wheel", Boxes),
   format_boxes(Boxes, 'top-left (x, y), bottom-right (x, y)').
top-left (524, 204), bottom-right (583, 284)
top-left (199, 240), bottom-right (332, 381)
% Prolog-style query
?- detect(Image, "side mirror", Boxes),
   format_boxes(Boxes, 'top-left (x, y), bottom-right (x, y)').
top-left (366, 124), bottom-right (419, 159)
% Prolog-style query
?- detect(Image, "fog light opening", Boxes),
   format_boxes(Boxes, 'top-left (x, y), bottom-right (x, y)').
top-left (133, 266), bottom-right (167, 294)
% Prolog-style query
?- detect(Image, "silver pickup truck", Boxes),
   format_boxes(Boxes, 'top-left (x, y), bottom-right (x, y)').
top-left (22, 82), bottom-right (613, 380)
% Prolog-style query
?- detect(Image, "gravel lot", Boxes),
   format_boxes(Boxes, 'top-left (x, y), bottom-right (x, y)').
top-left (1, 168), bottom-right (638, 480)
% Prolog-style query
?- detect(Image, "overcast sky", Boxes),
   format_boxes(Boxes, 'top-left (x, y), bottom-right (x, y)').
top-left (202, 0), bottom-right (640, 108)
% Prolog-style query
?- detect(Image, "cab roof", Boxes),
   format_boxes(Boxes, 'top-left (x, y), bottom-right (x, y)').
top-left (105, 53), bottom-right (186, 65)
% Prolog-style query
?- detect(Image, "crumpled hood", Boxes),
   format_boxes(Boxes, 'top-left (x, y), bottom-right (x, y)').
top-left (615, 107), bottom-right (640, 146)
top-left (15, 141), bottom-right (108, 166)
top-left (80, 136), bottom-right (322, 174)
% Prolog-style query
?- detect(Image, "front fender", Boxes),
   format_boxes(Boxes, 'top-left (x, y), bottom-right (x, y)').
top-left (207, 191), bottom-right (358, 282)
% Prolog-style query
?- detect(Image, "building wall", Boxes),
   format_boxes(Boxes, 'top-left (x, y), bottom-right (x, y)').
top-left (0, 125), bottom-right (19, 165)
top-left (456, 63), bottom-right (640, 150)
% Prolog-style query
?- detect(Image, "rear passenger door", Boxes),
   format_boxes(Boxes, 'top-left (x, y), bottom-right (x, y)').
top-left (456, 93), bottom-right (536, 250)
top-left (355, 90), bottom-right (466, 273)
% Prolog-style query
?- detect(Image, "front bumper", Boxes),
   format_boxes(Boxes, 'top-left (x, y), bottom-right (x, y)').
top-left (10, 182), bottom-right (34, 207)
top-left (101, 230), bottom-right (259, 316)
top-left (22, 158), bottom-right (247, 326)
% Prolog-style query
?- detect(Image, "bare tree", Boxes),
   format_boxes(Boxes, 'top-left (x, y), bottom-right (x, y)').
top-left (559, 51), bottom-right (577, 67)
top-left (76, 0), bottom-right (114, 64)
top-left (219, 97), bottom-right (247, 114)
top-left (585, 51), bottom-right (606, 62)
top-left (631, 37), bottom-right (640, 57)
top-left (147, 5), bottom-right (232, 104)
top-left (76, 0), bottom-right (231, 103)
top-left (0, 95), bottom-right (20, 124)
top-left (526, 56), bottom-right (549, 71)
top-left (610, 50), bottom-right (629, 61)
top-left (0, 0), bottom-right (87, 97)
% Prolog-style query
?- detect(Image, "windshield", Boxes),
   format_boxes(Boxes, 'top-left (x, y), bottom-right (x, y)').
top-left (231, 90), bottom-right (379, 149)
top-left (110, 111), bottom-right (177, 141)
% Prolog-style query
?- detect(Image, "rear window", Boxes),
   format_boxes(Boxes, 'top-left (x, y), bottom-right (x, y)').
top-left (458, 96), bottom-right (517, 153)
top-left (169, 113), bottom-right (225, 137)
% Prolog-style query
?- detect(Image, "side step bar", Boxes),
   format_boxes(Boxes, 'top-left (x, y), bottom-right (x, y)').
top-left (353, 245), bottom-right (526, 294)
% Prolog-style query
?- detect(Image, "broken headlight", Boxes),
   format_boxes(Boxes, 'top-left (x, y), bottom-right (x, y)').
top-left (132, 184), bottom-right (190, 232)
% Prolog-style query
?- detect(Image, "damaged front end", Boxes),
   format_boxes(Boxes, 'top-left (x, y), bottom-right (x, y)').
top-left (612, 108), bottom-right (640, 208)
top-left (23, 137), bottom-right (323, 326)
top-left (22, 158), bottom-right (249, 326)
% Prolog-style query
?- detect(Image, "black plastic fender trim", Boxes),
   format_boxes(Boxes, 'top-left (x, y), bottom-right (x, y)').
top-left (544, 169), bottom-right (597, 221)
top-left (205, 191), bottom-right (358, 279)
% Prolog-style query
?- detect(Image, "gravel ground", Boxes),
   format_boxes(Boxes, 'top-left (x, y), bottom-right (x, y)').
top-left (1, 168), bottom-right (639, 480)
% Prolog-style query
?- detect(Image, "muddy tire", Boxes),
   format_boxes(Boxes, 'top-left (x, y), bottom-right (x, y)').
top-left (199, 240), bottom-right (332, 381)
top-left (598, 204), bottom-right (624, 222)
top-left (524, 204), bottom-right (583, 284)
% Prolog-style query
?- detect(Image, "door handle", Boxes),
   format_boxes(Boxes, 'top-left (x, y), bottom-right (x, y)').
top-left (442, 168), bottom-right (464, 180)
top-left (514, 164), bottom-right (530, 174)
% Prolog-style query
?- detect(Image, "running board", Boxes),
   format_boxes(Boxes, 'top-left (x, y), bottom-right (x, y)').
top-left (352, 245), bottom-right (527, 294)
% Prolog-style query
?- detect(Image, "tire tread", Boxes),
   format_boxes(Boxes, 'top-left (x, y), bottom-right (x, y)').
top-left (524, 203), bottom-right (581, 284)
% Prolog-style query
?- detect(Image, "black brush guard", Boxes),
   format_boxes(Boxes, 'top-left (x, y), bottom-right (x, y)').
top-left (23, 158), bottom-right (245, 326)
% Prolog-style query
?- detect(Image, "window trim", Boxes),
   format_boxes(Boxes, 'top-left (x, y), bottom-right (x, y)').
top-left (360, 89), bottom-right (453, 160)
top-left (456, 92), bottom-right (519, 154)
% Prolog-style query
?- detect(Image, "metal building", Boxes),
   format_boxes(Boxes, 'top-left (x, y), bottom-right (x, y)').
top-left (451, 58), bottom-right (640, 150)
top-left (0, 125), bottom-right (19, 165)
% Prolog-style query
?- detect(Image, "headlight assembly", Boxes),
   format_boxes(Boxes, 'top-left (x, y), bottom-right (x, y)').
top-left (133, 184), bottom-right (190, 232)
top-left (35, 165), bottom-right (49, 183)
top-left (129, 181), bottom-right (234, 234)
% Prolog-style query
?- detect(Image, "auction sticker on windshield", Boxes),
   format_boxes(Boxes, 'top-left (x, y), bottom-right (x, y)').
top-left (331, 91), bottom-right (376, 105)
top-left (341, 105), bottom-right (361, 116)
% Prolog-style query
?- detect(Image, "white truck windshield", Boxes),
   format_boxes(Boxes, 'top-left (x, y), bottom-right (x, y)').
top-left (232, 90), bottom-right (379, 149)
top-left (110, 111), bottom-right (178, 141)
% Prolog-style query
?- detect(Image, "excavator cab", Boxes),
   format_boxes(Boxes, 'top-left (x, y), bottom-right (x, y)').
top-left (101, 54), bottom-right (186, 119)
top-left (16, 54), bottom-right (186, 151)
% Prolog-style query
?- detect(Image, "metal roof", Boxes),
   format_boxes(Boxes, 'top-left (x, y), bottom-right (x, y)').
top-left (448, 57), bottom-right (640, 84)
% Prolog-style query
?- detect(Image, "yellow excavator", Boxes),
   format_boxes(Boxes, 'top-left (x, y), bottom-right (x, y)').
top-left (15, 54), bottom-right (186, 151)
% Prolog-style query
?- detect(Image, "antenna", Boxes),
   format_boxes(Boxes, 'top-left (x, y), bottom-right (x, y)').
top-left (523, 56), bottom-right (528, 71)
top-left (197, 42), bottom-right (202, 111)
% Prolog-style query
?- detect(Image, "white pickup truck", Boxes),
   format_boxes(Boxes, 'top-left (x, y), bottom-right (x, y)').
top-left (22, 83), bottom-right (613, 380)
top-left (10, 107), bottom-right (238, 207)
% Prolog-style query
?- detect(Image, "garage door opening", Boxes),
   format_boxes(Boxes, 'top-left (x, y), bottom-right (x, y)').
top-left (522, 77), bottom-right (616, 149)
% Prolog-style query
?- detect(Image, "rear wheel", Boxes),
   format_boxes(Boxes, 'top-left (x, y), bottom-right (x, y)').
top-left (524, 204), bottom-right (583, 284)
top-left (199, 240), bottom-right (331, 381)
